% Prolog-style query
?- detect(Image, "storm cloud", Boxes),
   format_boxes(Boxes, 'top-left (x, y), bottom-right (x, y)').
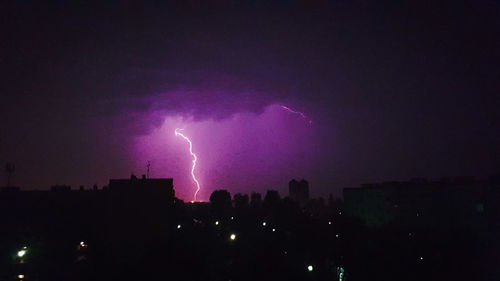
top-left (1, 1), bottom-right (499, 199)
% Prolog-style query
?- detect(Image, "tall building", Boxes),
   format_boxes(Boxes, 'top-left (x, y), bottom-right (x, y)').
top-left (343, 177), bottom-right (499, 227)
top-left (289, 179), bottom-right (309, 205)
top-left (109, 174), bottom-right (175, 198)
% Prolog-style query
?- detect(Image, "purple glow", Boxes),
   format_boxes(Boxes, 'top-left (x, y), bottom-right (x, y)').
top-left (175, 128), bottom-right (201, 202)
top-left (5, 3), bottom-right (498, 200)
top-left (131, 104), bottom-right (320, 201)
top-left (280, 105), bottom-right (313, 125)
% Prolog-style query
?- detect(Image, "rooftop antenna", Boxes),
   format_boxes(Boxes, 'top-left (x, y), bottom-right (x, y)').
top-left (146, 161), bottom-right (151, 179)
top-left (5, 163), bottom-right (15, 187)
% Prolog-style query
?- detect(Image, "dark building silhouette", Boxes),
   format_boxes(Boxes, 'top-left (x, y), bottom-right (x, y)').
top-left (50, 184), bottom-right (71, 192)
top-left (343, 177), bottom-right (500, 227)
top-left (264, 190), bottom-right (281, 206)
top-left (0, 175), bottom-right (180, 281)
top-left (0, 185), bottom-right (20, 192)
top-left (1, 174), bottom-right (498, 281)
top-left (5, 162), bottom-right (15, 187)
top-left (209, 189), bottom-right (232, 214)
top-left (289, 179), bottom-right (309, 205)
top-left (109, 174), bottom-right (174, 195)
top-left (106, 175), bottom-right (177, 265)
top-left (233, 193), bottom-right (249, 209)
top-left (250, 192), bottom-right (262, 208)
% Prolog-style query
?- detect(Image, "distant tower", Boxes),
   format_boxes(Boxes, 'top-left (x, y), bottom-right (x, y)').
top-left (5, 163), bottom-right (15, 187)
top-left (146, 161), bottom-right (151, 179)
top-left (289, 179), bottom-right (309, 205)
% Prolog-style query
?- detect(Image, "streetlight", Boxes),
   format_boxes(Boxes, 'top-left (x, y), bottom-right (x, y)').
top-left (307, 265), bottom-right (314, 272)
top-left (78, 241), bottom-right (88, 249)
top-left (17, 250), bottom-right (26, 258)
top-left (230, 233), bottom-right (236, 241)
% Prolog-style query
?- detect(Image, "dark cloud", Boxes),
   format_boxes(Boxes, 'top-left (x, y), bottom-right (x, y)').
top-left (1, 1), bottom-right (499, 192)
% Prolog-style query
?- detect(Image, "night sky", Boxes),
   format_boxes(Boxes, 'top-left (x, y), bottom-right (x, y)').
top-left (1, 1), bottom-right (499, 200)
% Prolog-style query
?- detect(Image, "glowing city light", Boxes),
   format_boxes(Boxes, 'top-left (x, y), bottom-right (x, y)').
top-left (175, 128), bottom-right (201, 202)
top-left (215, 221), bottom-right (219, 225)
top-left (307, 265), bottom-right (314, 272)
top-left (337, 267), bottom-right (345, 281)
top-left (177, 224), bottom-right (182, 229)
top-left (17, 250), bottom-right (26, 258)
top-left (17, 275), bottom-right (24, 279)
top-left (230, 234), bottom-right (236, 240)
top-left (272, 228), bottom-right (276, 232)
top-left (281, 105), bottom-right (313, 125)
top-left (328, 221), bottom-right (332, 225)
top-left (262, 222), bottom-right (267, 227)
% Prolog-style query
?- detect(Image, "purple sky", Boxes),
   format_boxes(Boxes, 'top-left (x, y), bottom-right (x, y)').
top-left (131, 104), bottom-right (321, 200)
top-left (1, 1), bottom-right (499, 200)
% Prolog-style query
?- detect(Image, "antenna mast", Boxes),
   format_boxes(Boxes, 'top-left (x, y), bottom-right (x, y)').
top-left (5, 163), bottom-right (15, 187)
top-left (146, 161), bottom-right (151, 179)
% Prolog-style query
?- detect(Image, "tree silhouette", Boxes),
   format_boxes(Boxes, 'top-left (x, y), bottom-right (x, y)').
top-left (210, 190), bottom-right (232, 215)
top-left (233, 193), bottom-right (249, 209)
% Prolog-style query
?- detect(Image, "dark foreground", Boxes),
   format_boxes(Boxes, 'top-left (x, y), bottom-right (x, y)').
top-left (1, 183), bottom-right (499, 281)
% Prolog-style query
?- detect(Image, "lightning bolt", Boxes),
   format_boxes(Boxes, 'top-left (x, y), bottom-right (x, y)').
top-left (175, 128), bottom-right (201, 202)
top-left (281, 105), bottom-right (313, 125)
